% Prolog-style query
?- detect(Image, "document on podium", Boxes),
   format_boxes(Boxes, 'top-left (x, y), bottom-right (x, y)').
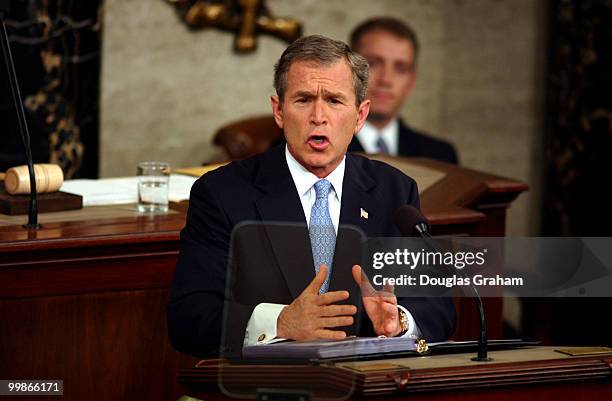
top-left (242, 337), bottom-right (535, 362)
top-left (242, 336), bottom-right (418, 360)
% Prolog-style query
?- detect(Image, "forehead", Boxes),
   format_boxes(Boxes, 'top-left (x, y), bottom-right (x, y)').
top-left (285, 60), bottom-right (355, 95)
top-left (357, 29), bottom-right (415, 61)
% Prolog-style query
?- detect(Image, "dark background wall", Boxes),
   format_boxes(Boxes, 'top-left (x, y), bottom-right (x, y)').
top-left (523, 0), bottom-right (612, 346)
top-left (1, 0), bottom-right (101, 178)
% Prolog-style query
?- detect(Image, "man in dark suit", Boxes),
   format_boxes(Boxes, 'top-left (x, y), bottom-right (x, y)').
top-left (168, 35), bottom-right (456, 358)
top-left (348, 17), bottom-right (459, 164)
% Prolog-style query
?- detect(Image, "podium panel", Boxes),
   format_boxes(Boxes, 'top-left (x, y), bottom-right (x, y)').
top-left (178, 347), bottom-right (612, 401)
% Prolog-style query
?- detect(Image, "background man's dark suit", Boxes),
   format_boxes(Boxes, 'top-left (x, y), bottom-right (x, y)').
top-left (348, 120), bottom-right (459, 165)
top-left (168, 144), bottom-right (456, 357)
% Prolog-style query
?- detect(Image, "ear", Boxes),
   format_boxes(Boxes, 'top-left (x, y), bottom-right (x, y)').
top-left (271, 95), bottom-right (284, 129)
top-left (354, 99), bottom-right (371, 133)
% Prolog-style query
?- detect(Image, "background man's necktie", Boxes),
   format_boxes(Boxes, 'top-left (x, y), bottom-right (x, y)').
top-left (308, 179), bottom-right (336, 294)
top-left (376, 136), bottom-right (390, 154)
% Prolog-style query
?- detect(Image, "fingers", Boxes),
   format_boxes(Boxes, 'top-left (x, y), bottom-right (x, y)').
top-left (317, 290), bottom-right (350, 305)
top-left (352, 265), bottom-right (376, 296)
top-left (280, 266), bottom-right (358, 340)
top-left (305, 265), bottom-right (328, 294)
top-left (383, 282), bottom-right (395, 295)
top-left (383, 304), bottom-right (400, 335)
top-left (314, 329), bottom-right (348, 341)
top-left (386, 320), bottom-right (396, 333)
top-left (321, 315), bottom-right (354, 328)
top-left (320, 304), bottom-right (357, 317)
top-left (379, 292), bottom-right (398, 306)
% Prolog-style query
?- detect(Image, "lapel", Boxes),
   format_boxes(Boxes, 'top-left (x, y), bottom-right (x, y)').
top-left (254, 146), bottom-right (313, 299)
top-left (397, 119), bottom-right (417, 157)
top-left (337, 153), bottom-right (378, 236)
top-left (328, 154), bottom-right (378, 292)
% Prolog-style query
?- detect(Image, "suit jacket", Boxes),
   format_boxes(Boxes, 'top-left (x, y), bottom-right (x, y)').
top-left (348, 120), bottom-right (459, 165)
top-left (167, 144), bottom-right (456, 357)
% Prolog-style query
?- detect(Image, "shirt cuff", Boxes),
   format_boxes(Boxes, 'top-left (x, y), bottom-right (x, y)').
top-left (397, 304), bottom-right (422, 339)
top-left (243, 303), bottom-right (287, 347)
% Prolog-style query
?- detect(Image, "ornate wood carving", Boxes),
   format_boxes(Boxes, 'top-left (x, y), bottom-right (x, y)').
top-left (166, 0), bottom-right (302, 53)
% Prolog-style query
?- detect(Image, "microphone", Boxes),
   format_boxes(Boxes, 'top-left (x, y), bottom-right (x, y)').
top-left (393, 205), bottom-right (491, 362)
top-left (1, 0), bottom-right (41, 229)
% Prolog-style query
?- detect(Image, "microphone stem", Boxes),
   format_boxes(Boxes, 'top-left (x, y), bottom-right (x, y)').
top-left (1, 11), bottom-right (40, 229)
top-left (416, 226), bottom-right (490, 361)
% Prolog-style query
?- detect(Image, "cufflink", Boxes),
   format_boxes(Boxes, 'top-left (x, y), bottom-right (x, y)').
top-left (258, 334), bottom-right (267, 342)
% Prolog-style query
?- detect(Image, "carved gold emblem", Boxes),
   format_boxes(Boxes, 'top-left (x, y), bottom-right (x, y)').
top-left (166, 0), bottom-right (302, 53)
top-left (416, 339), bottom-right (429, 354)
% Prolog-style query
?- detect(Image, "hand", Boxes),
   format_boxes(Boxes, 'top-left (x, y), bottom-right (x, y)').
top-left (277, 265), bottom-right (357, 341)
top-left (352, 265), bottom-right (402, 337)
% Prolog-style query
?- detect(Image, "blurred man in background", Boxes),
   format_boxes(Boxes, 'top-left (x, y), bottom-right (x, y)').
top-left (349, 17), bottom-right (458, 164)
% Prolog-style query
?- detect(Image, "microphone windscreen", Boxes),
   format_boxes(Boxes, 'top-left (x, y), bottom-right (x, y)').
top-left (393, 205), bottom-right (429, 236)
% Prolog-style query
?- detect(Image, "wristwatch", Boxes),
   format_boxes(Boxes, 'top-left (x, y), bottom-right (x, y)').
top-left (397, 308), bottom-right (409, 336)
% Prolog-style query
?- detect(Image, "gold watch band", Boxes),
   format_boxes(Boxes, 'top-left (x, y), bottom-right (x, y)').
top-left (398, 308), bottom-right (409, 336)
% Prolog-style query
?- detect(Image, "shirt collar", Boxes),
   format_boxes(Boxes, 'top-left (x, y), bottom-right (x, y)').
top-left (357, 119), bottom-right (400, 154)
top-left (285, 145), bottom-right (345, 200)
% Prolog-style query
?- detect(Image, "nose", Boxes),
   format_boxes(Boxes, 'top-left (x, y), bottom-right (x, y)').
top-left (310, 98), bottom-right (327, 125)
top-left (376, 63), bottom-right (393, 88)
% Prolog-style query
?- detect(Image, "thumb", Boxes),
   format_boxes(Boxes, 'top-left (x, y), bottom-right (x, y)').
top-left (352, 265), bottom-right (376, 296)
top-left (306, 265), bottom-right (328, 294)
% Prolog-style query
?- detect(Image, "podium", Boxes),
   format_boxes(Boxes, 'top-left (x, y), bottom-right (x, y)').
top-left (0, 157), bottom-right (526, 401)
top-left (177, 347), bottom-right (612, 401)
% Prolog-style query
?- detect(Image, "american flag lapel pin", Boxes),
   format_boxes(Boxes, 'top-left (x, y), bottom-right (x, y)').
top-left (360, 208), bottom-right (369, 219)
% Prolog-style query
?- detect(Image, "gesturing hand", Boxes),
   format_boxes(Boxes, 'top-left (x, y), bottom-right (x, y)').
top-left (352, 265), bottom-right (402, 337)
top-left (277, 265), bottom-right (357, 341)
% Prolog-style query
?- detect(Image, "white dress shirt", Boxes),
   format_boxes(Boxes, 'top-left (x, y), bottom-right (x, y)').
top-left (243, 145), bottom-right (421, 346)
top-left (355, 119), bottom-right (400, 155)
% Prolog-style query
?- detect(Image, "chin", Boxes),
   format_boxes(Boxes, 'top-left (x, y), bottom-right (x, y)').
top-left (304, 156), bottom-right (330, 169)
top-left (302, 157), bottom-right (333, 174)
top-left (368, 110), bottom-right (393, 121)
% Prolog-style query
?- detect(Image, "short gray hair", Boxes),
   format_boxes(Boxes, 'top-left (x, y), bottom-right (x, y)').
top-left (273, 35), bottom-right (369, 106)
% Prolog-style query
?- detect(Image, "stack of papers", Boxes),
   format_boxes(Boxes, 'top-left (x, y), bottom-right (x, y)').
top-left (60, 174), bottom-right (198, 207)
top-left (242, 338), bottom-right (532, 361)
top-left (243, 336), bottom-right (418, 360)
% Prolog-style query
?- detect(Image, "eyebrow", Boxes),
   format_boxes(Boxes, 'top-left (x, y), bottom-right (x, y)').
top-left (292, 90), bottom-right (349, 101)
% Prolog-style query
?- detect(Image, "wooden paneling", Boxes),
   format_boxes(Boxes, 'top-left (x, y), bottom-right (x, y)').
top-left (0, 289), bottom-right (197, 400)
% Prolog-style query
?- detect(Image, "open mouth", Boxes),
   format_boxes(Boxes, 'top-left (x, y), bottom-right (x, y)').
top-left (307, 135), bottom-right (330, 150)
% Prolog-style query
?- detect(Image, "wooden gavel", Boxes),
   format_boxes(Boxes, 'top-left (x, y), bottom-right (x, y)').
top-left (2, 164), bottom-right (64, 195)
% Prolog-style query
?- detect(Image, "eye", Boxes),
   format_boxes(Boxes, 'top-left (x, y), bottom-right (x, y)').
top-left (395, 63), bottom-right (413, 75)
top-left (366, 58), bottom-right (381, 69)
top-left (296, 97), bottom-right (308, 103)
top-left (328, 98), bottom-right (341, 104)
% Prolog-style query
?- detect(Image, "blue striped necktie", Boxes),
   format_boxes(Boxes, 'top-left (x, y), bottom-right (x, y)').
top-left (308, 179), bottom-right (336, 294)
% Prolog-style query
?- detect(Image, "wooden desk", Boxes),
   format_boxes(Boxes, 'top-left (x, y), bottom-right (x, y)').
top-left (0, 160), bottom-right (526, 401)
top-left (0, 205), bottom-right (197, 401)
